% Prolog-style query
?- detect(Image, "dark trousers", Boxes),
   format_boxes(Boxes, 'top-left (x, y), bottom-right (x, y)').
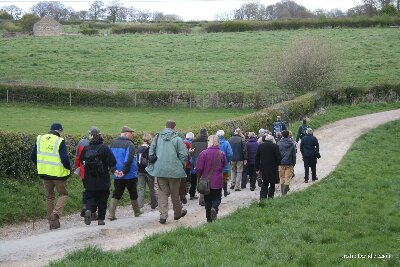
top-left (303, 156), bottom-right (317, 180)
top-left (82, 191), bottom-right (98, 212)
top-left (204, 189), bottom-right (222, 222)
top-left (87, 189), bottom-right (110, 220)
top-left (260, 179), bottom-right (276, 200)
top-left (189, 173), bottom-right (197, 197)
top-left (241, 165), bottom-right (248, 188)
top-left (112, 179), bottom-right (138, 200)
top-left (247, 164), bottom-right (256, 188)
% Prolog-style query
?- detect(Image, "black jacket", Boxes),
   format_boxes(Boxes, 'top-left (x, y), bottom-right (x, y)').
top-left (255, 141), bottom-right (282, 183)
top-left (300, 134), bottom-right (319, 158)
top-left (80, 140), bottom-right (116, 191)
top-left (228, 134), bottom-right (248, 161)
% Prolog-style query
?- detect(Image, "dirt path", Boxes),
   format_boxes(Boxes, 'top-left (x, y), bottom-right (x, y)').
top-left (1, 109), bottom-right (400, 267)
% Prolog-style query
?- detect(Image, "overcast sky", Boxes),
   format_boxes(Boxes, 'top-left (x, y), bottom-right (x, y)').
top-left (1, 0), bottom-right (362, 21)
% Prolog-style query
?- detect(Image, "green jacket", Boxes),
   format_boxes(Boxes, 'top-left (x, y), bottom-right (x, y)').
top-left (145, 128), bottom-right (188, 178)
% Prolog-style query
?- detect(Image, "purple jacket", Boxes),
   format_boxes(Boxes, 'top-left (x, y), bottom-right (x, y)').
top-left (195, 146), bottom-right (226, 189)
top-left (246, 137), bottom-right (259, 165)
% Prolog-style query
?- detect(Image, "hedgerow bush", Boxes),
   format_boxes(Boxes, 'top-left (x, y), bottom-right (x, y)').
top-left (0, 84), bottom-right (288, 108)
top-left (112, 23), bottom-right (191, 34)
top-left (1, 83), bottom-right (399, 181)
top-left (204, 16), bottom-right (400, 33)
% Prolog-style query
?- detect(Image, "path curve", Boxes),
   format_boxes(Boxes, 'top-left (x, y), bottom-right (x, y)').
top-left (1, 109), bottom-right (400, 267)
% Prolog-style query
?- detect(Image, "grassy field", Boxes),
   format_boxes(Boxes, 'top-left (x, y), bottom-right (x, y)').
top-left (0, 103), bottom-right (254, 134)
top-left (52, 116), bottom-right (400, 266)
top-left (0, 102), bottom-right (399, 227)
top-left (0, 28), bottom-right (399, 92)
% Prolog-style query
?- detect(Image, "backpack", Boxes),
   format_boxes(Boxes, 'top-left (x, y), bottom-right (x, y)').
top-left (138, 146), bottom-right (150, 168)
top-left (273, 122), bottom-right (283, 137)
top-left (83, 146), bottom-right (105, 178)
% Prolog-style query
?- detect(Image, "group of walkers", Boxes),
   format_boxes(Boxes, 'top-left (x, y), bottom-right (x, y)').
top-left (30, 116), bottom-right (320, 230)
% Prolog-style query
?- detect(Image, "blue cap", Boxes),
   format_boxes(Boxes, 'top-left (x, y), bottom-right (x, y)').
top-left (50, 123), bottom-right (63, 132)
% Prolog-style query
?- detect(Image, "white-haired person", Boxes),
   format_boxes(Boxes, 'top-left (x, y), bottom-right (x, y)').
top-left (300, 128), bottom-right (320, 183)
top-left (216, 130), bottom-right (233, 197)
top-left (195, 135), bottom-right (226, 222)
top-left (255, 135), bottom-right (282, 200)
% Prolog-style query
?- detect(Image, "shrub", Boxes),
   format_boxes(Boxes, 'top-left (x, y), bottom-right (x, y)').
top-left (17, 13), bottom-right (40, 32)
top-left (268, 36), bottom-right (340, 95)
top-left (2, 21), bottom-right (22, 32)
top-left (80, 28), bottom-right (99, 35)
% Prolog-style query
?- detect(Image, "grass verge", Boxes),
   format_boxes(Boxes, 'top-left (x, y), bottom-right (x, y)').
top-left (0, 102), bottom-right (398, 228)
top-left (51, 115), bottom-right (400, 266)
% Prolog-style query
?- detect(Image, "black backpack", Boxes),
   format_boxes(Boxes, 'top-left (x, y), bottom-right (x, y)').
top-left (138, 146), bottom-right (150, 168)
top-left (84, 146), bottom-right (105, 178)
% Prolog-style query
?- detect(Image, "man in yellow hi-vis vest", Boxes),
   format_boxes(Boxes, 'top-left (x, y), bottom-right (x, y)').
top-left (31, 123), bottom-right (71, 230)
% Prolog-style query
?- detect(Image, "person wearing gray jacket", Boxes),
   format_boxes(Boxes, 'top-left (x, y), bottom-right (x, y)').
top-left (146, 120), bottom-right (189, 224)
top-left (277, 130), bottom-right (296, 196)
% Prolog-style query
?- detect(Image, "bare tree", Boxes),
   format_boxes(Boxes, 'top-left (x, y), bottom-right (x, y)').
top-left (268, 36), bottom-right (340, 94)
top-left (215, 11), bottom-right (233, 21)
top-left (233, 2), bottom-right (266, 20)
top-left (89, 1), bottom-right (105, 20)
top-left (274, 0), bottom-right (313, 19)
top-left (106, 1), bottom-right (122, 23)
top-left (327, 9), bottom-right (345, 18)
top-left (2, 5), bottom-right (23, 19)
top-left (30, 1), bottom-right (71, 20)
top-left (347, 4), bottom-right (378, 16)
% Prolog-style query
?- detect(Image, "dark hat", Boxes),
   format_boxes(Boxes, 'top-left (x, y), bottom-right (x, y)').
top-left (89, 126), bottom-right (101, 135)
top-left (199, 128), bottom-right (208, 135)
top-left (121, 126), bottom-right (134, 133)
top-left (50, 123), bottom-right (63, 132)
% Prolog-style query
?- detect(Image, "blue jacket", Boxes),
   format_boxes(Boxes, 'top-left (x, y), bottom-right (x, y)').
top-left (109, 136), bottom-right (138, 180)
top-left (218, 136), bottom-right (233, 173)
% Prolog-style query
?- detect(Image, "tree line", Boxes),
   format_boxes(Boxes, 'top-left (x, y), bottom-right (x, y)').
top-left (1, 0), bottom-right (399, 23)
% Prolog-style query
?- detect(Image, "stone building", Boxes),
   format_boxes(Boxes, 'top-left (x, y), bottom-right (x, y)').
top-left (33, 16), bottom-right (62, 36)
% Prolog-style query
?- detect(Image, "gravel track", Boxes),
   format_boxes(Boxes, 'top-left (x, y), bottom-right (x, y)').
top-left (1, 109), bottom-right (400, 267)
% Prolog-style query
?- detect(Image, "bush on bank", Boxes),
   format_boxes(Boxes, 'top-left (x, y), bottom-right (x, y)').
top-left (0, 83), bottom-right (399, 181)
top-left (203, 16), bottom-right (400, 33)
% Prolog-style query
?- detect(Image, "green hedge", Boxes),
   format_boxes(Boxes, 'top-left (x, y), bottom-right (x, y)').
top-left (0, 84), bottom-right (291, 109)
top-left (204, 16), bottom-right (400, 32)
top-left (111, 23), bottom-right (191, 34)
top-left (2, 83), bottom-right (399, 181)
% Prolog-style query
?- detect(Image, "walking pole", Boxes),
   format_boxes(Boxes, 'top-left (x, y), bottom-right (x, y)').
top-left (33, 178), bottom-right (40, 230)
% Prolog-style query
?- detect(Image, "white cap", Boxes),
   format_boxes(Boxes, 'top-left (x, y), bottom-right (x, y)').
top-left (216, 130), bottom-right (225, 137)
top-left (185, 132), bottom-right (194, 139)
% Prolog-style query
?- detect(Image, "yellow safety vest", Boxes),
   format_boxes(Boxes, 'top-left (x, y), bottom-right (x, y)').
top-left (36, 134), bottom-right (70, 178)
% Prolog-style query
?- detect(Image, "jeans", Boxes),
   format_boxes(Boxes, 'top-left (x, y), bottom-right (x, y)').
top-left (86, 189), bottom-right (110, 220)
top-left (204, 189), bottom-right (222, 222)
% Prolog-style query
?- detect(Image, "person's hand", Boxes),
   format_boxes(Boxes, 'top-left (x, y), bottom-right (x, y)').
top-left (256, 170), bottom-right (260, 175)
top-left (244, 160), bottom-right (247, 166)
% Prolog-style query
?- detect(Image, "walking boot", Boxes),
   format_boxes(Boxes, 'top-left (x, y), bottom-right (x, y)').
top-left (84, 210), bottom-right (91, 225)
top-left (49, 213), bottom-right (60, 230)
top-left (108, 198), bottom-right (118, 221)
top-left (80, 204), bottom-right (86, 217)
top-left (131, 200), bottom-right (143, 217)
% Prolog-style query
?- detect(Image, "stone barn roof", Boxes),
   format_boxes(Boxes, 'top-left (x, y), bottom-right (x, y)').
top-left (33, 16), bottom-right (63, 36)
